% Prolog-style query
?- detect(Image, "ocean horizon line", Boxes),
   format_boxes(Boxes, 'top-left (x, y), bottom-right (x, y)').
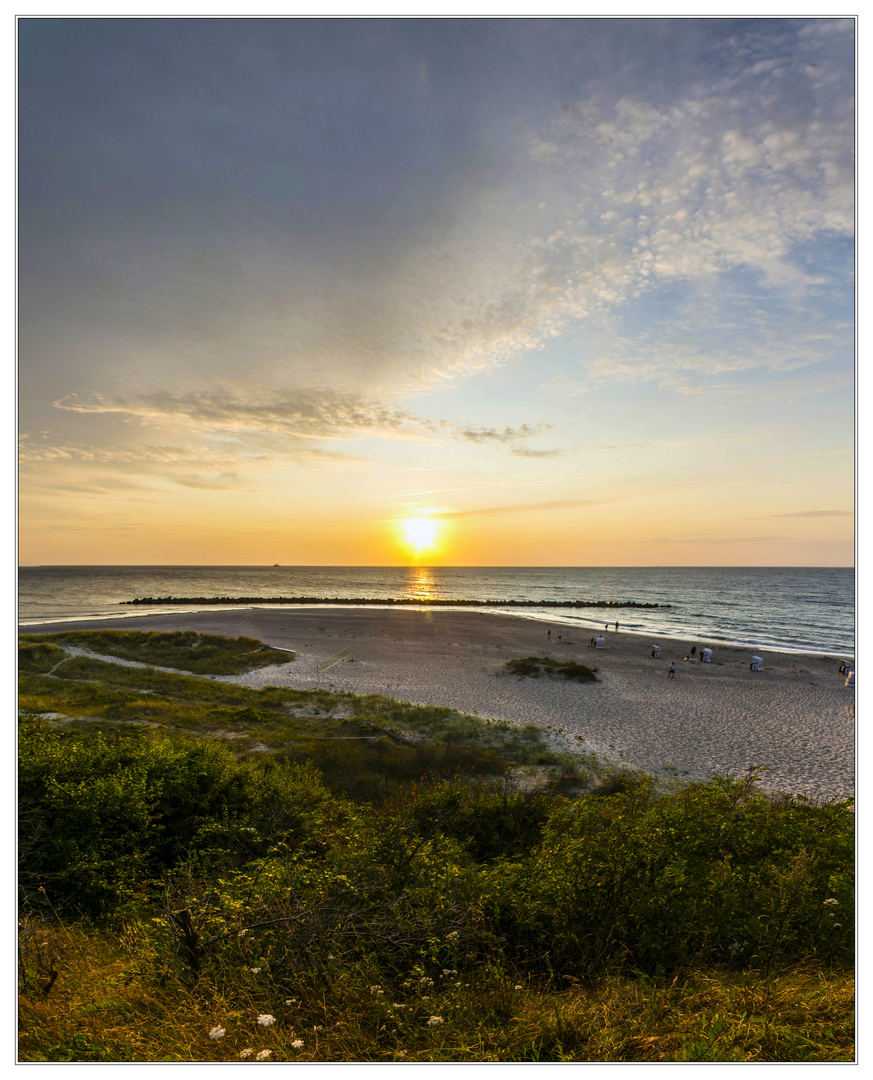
top-left (19, 563), bottom-right (856, 570)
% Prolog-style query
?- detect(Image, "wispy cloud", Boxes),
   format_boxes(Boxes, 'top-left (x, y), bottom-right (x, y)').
top-left (49, 387), bottom-right (552, 456)
top-left (437, 497), bottom-right (608, 519)
top-left (453, 422), bottom-right (551, 445)
top-left (52, 388), bottom-right (429, 440)
top-left (771, 509), bottom-right (852, 518)
top-left (510, 447), bottom-right (564, 458)
top-left (639, 536), bottom-right (787, 544)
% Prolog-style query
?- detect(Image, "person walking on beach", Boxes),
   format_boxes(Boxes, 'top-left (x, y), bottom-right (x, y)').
top-left (615, 621), bottom-right (619, 632)
top-left (548, 629), bottom-right (551, 640)
top-left (668, 662), bottom-right (675, 678)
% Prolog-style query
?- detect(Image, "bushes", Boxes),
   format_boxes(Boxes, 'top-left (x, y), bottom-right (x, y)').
top-left (18, 719), bottom-right (330, 915)
top-left (19, 714), bottom-right (854, 978)
top-left (400, 779), bottom-right (556, 862)
top-left (482, 773), bottom-right (854, 976)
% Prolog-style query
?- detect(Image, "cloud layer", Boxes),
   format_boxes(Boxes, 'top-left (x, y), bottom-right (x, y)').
top-left (17, 19), bottom-right (854, 563)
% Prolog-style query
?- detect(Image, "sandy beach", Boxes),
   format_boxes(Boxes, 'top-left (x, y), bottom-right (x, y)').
top-left (21, 606), bottom-right (855, 803)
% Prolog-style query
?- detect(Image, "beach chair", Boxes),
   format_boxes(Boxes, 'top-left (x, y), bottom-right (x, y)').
top-left (595, 636), bottom-right (606, 649)
top-left (651, 645), bottom-right (660, 659)
top-left (845, 669), bottom-right (854, 688)
top-left (701, 648), bottom-right (712, 663)
top-left (750, 656), bottom-right (763, 672)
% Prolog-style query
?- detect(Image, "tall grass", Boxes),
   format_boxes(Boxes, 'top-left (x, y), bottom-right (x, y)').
top-left (18, 909), bottom-right (853, 1062)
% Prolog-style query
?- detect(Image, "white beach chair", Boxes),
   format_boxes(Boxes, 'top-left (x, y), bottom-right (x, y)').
top-left (750, 656), bottom-right (763, 672)
top-left (701, 648), bottom-right (712, 663)
top-left (595, 636), bottom-right (606, 649)
top-left (651, 645), bottom-right (660, 659)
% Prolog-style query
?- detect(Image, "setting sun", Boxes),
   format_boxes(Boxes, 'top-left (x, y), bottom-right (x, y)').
top-left (400, 516), bottom-right (440, 557)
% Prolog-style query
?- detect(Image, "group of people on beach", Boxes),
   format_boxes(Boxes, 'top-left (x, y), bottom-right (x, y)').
top-left (547, 622), bottom-right (687, 680)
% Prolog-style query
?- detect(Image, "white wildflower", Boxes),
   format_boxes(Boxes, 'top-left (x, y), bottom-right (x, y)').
top-left (514, 985), bottom-right (524, 990)
top-left (824, 898), bottom-right (839, 905)
top-left (209, 1026), bottom-right (226, 1040)
top-left (256, 1049), bottom-right (272, 1060)
top-left (397, 1050), bottom-right (407, 1058)
top-left (251, 967), bottom-right (262, 974)
top-left (285, 999), bottom-right (298, 1005)
top-left (292, 1039), bottom-right (304, 1049)
top-left (240, 1048), bottom-right (253, 1059)
top-left (257, 1014), bottom-right (276, 1026)
top-left (426, 1016), bottom-right (444, 1026)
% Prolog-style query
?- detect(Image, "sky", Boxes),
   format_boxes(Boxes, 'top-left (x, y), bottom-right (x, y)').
top-left (17, 15), bottom-right (856, 567)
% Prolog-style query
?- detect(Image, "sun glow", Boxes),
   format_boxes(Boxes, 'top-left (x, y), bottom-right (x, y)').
top-left (399, 516), bottom-right (440, 558)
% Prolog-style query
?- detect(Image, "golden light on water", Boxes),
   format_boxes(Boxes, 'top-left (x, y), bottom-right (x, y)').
top-left (407, 565), bottom-right (436, 600)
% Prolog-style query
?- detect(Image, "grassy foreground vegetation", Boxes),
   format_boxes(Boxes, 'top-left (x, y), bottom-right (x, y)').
top-left (18, 632), bottom-right (854, 1062)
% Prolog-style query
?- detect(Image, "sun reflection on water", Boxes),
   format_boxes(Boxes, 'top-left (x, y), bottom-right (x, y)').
top-left (406, 566), bottom-right (437, 601)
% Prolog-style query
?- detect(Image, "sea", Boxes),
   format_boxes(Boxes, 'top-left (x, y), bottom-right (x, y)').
top-left (18, 565), bottom-right (855, 658)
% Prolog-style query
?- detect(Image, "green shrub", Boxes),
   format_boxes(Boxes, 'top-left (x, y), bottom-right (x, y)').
top-left (503, 657), bottom-right (598, 683)
top-left (18, 718), bottom-right (330, 915)
top-left (482, 773), bottom-right (854, 976)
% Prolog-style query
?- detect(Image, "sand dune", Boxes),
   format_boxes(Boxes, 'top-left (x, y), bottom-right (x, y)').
top-left (22, 606), bottom-right (855, 802)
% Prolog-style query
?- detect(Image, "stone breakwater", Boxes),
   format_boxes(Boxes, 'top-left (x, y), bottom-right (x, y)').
top-left (121, 596), bottom-right (670, 609)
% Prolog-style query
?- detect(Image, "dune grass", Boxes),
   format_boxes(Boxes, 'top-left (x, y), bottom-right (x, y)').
top-left (19, 630), bottom-right (295, 675)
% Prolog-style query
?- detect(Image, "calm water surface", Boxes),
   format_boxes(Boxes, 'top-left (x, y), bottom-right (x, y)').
top-left (18, 565), bottom-right (855, 657)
